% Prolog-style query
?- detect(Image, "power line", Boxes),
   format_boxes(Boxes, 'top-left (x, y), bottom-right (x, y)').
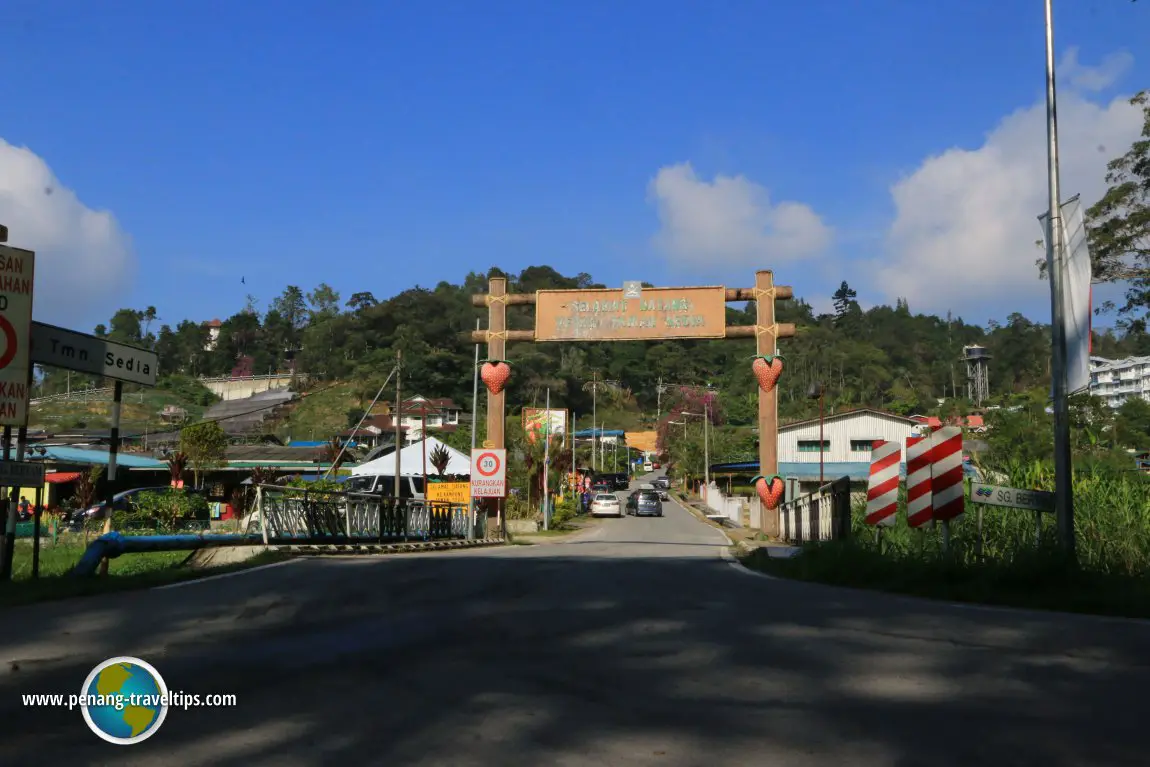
top-left (29, 378), bottom-right (351, 450)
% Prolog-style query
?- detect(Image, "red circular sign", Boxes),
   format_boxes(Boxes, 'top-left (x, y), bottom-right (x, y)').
top-left (476, 451), bottom-right (501, 477)
top-left (0, 315), bottom-right (17, 371)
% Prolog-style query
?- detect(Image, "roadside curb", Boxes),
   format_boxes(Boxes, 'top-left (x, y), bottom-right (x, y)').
top-left (270, 538), bottom-right (507, 556)
top-left (510, 520), bottom-right (604, 546)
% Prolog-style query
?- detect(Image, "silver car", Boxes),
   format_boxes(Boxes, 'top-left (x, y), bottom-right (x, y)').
top-left (590, 493), bottom-right (622, 517)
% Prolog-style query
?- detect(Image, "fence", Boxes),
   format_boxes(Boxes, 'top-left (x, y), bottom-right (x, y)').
top-left (777, 476), bottom-right (852, 544)
top-left (251, 485), bottom-right (489, 543)
top-left (701, 482), bottom-right (744, 526)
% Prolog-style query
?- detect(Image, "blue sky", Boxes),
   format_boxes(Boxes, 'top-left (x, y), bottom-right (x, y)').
top-left (1, 0), bottom-right (1147, 333)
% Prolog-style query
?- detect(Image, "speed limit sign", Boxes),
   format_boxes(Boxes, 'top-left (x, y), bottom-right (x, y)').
top-left (470, 448), bottom-right (507, 498)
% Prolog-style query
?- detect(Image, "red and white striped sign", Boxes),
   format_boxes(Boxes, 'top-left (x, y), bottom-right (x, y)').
top-left (930, 426), bottom-right (964, 521)
top-left (905, 435), bottom-right (933, 528)
top-left (865, 439), bottom-right (900, 526)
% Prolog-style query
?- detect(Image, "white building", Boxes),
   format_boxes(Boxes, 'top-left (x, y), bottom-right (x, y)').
top-left (1089, 356), bottom-right (1150, 408)
top-left (778, 408), bottom-right (920, 464)
top-left (394, 396), bottom-right (462, 439)
top-left (203, 319), bottom-right (222, 351)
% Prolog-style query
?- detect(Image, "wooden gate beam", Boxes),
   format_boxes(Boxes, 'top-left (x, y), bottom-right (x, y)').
top-left (469, 286), bottom-right (793, 307)
top-left (464, 324), bottom-right (795, 343)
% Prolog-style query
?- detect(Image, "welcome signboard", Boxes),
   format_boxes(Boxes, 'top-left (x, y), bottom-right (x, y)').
top-left (427, 482), bottom-right (470, 504)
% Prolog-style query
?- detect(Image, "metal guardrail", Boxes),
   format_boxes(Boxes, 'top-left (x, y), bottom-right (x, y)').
top-left (30, 387), bottom-right (116, 405)
top-left (777, 476), bottom-right (852, 544)
top-left (250, 485), bottom-right (485, 543)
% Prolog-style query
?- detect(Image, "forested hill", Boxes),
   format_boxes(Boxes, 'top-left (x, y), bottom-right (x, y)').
top-left (43, 266), bottom-right (1150, 424)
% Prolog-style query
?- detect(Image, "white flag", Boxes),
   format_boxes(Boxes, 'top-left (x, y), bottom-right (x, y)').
top-left (1038, 195), bottom-right (1093, 395)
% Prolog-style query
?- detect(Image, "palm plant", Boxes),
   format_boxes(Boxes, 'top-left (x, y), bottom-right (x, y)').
top-left (167, 451), bottom-right (189, 487)
top-left (429, 444), bottom-right (451, 476)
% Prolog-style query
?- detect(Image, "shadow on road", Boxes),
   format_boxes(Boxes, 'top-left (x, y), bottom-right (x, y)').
top-left (1, 549), bottom-right (1147, 766)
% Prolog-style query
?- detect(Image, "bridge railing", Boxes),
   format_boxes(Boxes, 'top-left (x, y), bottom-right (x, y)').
top-left (777, 476), bottom-right (851, 544)
top-left (249, 485), bottom-right (487, 543)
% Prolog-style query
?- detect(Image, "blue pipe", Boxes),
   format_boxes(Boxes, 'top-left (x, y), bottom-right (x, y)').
top-left (71, 533), bottom-right (265, 577)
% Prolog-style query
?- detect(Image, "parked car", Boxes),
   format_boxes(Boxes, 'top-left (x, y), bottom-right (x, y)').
top-left (70, 486), bottom-right (205, 531)
top-left (611, 473), bottom-right (629, 490)
top-left (591, 482), bottom-right (613, 495)
top-left (590, 493), bottom-right (622, 517)
top-left (627, 489), bottom-right (662, 517)
top-left (344, 474), bottom-right (426, 500)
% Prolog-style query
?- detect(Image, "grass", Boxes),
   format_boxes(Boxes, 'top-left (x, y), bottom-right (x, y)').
top-left (30, 387), bottom-right (214, 432)
top-left (741, 542), bottom-right (1150, 620)
top-left (742, 464), bottom-right (1150, 620)
top-left (0, 535), bottom-right (289, 607)
top-left (274, 381), bottom-right (359, 441)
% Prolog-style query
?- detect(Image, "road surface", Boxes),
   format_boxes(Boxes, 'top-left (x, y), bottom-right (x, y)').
top-left (2, 473), bottom-right (1149, 765)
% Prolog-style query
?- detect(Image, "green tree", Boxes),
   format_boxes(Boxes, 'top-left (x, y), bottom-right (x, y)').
top-left (1085, 90), bottom-right (1150, 324)
top-left (179, 422), bottom-right (229, 489)
top-left (1116, 398), bottom-right (1150, 451)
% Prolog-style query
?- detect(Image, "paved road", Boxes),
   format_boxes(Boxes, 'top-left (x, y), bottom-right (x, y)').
top-left (2, 473), bottom-right (1150, 765)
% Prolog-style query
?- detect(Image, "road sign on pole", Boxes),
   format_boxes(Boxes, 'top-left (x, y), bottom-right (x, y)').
top-left (470, 448), bottom-right (507, 498)
top-left (971, 483), bottom-right (1055, 513)
top-left (30, 322), bottom-right (158, 386)
top-left (0, 246), bottom-right (35, 426)
top-left (0, 461), bottom-right (44, 486)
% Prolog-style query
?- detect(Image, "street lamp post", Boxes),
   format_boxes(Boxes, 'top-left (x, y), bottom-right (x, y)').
top-left (808, 381), bottom-right (825, 485)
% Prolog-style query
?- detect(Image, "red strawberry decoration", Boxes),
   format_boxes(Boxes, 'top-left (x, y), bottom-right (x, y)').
top-left (751, 354), bottom-right (785, 393)
top-left (751, 474), bottom-right (785, 510)
top-left (480, 359), bottom-right (511, 395)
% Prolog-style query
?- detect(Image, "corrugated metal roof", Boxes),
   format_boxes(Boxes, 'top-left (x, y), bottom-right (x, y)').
top-left (710, 458), bottom-right (979, 480)
top-left (29, 446), bottom-right (167, 469)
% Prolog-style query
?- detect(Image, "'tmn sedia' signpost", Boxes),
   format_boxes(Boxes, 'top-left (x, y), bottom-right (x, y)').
top-left (30, 322), bottom-right (158, 387)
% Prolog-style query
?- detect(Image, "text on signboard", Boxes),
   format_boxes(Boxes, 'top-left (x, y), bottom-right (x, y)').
top-left (555, 297), bottom-right (709, 333)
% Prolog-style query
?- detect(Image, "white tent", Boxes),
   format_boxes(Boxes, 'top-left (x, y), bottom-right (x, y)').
top-left (350, 436), bottom-right (470, 477)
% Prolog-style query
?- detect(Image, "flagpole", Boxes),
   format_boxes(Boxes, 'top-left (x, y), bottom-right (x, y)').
top-left (1044, 0), bottom-right (1075, 559)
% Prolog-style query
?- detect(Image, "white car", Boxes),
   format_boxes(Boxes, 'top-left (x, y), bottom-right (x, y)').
top-left (590, 493), bottom-right (622, 517)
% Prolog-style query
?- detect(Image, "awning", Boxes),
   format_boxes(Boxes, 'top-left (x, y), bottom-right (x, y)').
top-left (45, 472), bottom-right (82, 484)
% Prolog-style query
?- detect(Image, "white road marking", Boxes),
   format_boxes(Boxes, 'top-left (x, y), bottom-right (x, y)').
top-left (152, 558), bottom-right (300, 590)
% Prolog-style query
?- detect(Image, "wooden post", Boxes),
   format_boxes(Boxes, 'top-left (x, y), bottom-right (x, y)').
top-left (485, 277), bottom-right (507, 450)
top-left (755, 270), bottom-right (780, 481)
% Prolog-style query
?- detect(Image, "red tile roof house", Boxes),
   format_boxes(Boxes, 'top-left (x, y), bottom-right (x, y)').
top-left (909, 414), bottom-right (987, 433)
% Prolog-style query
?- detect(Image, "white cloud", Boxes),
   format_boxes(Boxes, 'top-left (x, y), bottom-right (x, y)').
top-left (0, 139), bottom-right (134, 329)
top-left (875, 51), bottom-right (1143, 318)
top-left (648, 162), bottom-right (832, 268)
top-left (1059, 47), bottom-right (1133, 92)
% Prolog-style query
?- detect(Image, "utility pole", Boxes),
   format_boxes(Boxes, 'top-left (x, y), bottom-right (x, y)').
top-left (393, 350), bottom-right (402, 502)
top-left (582, 373), bottom-right (612, 473)
top-left (468, 318), bottom-right (480, 539)
top-left (543, 388), bottom-right (551, 531)
top-left (1044, 0), bottom-right (1075, 559)
top-left (703, 401), bottom-right (710, 490)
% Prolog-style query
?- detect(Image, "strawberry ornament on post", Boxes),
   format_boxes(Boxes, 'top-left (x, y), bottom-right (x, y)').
top-left (751, 354), bottom-right (785, 394)
top-left (480, 359), bottom-right (512, 396)
top-left (751, 474), bottom-right (786, 510)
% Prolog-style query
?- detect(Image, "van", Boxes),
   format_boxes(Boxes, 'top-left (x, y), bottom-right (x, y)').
top-left (344, 475), bottom-right (426, 499)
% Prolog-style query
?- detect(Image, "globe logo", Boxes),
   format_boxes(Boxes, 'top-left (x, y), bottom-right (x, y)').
top-left (80, 657), bottom-right (169, 744)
